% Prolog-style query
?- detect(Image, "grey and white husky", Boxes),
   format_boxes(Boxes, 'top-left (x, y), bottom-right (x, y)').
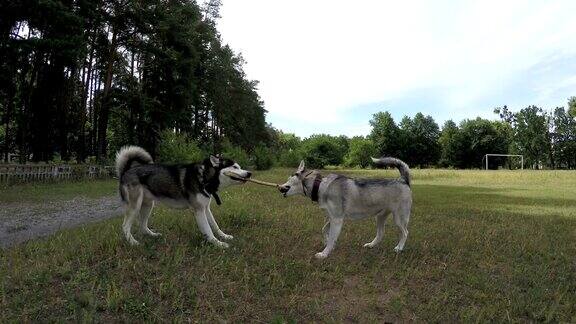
top-left (278, 158), bottom-right (412, 259)
top-left (115, 146), bottom-right (251, 247)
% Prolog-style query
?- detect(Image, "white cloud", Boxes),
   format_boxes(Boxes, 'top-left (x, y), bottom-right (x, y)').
top-left (217, 0), bottom-right (576, 135)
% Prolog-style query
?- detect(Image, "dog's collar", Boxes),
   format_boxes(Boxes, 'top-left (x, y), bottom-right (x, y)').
top-left (310, 174), bottom-right (322, 202)
top-left (302, 172), bottom-right (322, 202)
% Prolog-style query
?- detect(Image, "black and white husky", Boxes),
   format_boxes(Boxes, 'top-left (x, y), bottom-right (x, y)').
top-left (115, 146), bottom-right (251, 247)
top-left (278, 158), bottom-right (412, 259)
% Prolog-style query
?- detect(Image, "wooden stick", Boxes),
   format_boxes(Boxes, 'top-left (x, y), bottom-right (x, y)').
top-left (245, 178), bottom-right (280, 187)
top-left (224, 171), bottom-right (280, 187)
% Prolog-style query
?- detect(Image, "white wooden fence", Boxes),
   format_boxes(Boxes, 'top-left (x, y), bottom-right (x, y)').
top-left (0, 164), bottom-right (116, 184)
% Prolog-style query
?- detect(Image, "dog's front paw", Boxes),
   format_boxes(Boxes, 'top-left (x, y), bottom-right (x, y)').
top-left (315, 252), bottom-right (328, 259)
top-left (213, 240), bottom-right (230, 249)
top-left (363, 242), bottom-right (376, 248)
top-left (221, 233), bottom-right (234, 240)
top-left (149, 231), bottom-right (162, 237)
top-left (128, 238), bottom-right (140, 246)
top-left (393, 245), bottom-right (403, 253)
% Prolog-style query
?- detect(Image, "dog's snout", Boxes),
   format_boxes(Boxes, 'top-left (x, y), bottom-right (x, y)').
top-left (246, 171), bottom-right (252, 178)
top-left (279, 186), bottom-right (290, 194)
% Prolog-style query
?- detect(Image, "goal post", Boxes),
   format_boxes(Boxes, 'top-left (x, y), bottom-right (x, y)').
top-left (482, 154), bottom-right (524, 170)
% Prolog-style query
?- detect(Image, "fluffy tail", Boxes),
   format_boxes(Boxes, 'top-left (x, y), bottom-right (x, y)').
top-left (115, 145), bottom-right (153, 178)
top-left (371, 157), bottom-right (411, 187)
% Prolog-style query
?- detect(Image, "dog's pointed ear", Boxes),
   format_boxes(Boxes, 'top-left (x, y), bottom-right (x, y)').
top-left (209, 155), bottom-right (220, 167)
top-left (297, 160), bottom-right (305, 173)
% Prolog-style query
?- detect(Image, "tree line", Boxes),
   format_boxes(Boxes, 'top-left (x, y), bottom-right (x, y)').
top-left (1, 2), bottom-right (574, 170)
top-left (268, 97), bottom-right (576, 170)
top-left (0, 0), bottom-right (270, 164)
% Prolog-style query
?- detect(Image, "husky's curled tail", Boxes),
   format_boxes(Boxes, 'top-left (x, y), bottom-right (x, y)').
top-left (371, 157), bottom-right (411, 187)
top-left (115, 145), bottom-right (153, 178)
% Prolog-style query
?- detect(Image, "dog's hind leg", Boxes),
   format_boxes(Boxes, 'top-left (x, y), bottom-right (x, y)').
top-left (123, 187), bottom-right (143, 245)
top-left (316, 217), bottom-right (343, 259)
top-left (139, 199), bottom-right (161, 237)
top-left (364, 212), bottom-right (389, 248)
top-left (205, 205), bottom-right (233, 240)
top-left (194, 207), bottom-right (229, 249)
top-left (392, 207), bottom-right (410, 252)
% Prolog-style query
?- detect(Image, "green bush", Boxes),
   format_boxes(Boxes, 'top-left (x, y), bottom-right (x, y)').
top-left (70, 164), bottom-right (87, 179)
top-left (252, 145), bottom-right (274, 170)
top-left (221, 140), bottom-right (250, 168)
top-left (301, 134), bottom-right (347, 169)
top-left (344, 137), bottom-right (377, 168)
top-left (278, 149), bottom-right (303, 168)
top-left (157, 130), bottom-right (204, 163)
top-left (51, 153), bottom-right (63, 164)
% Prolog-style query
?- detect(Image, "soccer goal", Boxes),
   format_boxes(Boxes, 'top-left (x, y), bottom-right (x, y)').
top-left (482, 154), bottom-right (524, 170)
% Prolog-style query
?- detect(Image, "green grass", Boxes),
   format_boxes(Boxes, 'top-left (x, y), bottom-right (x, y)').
top-left (0, 179), bottom-right (116, 203)
top-left (1, 168), bottom-right (575, 322)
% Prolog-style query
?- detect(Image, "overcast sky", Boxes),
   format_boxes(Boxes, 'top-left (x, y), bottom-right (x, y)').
top-left (217, 0), bottom-right (576, 137)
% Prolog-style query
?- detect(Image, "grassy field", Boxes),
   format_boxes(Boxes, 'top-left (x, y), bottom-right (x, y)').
top-left (1, 168), bottom-right (575, 322)
top-left (0, 179), bottom-right (117, 203)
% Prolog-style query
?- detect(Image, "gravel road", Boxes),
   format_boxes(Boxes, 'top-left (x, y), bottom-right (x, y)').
top-left (0, 196), bottom-right (123, 248)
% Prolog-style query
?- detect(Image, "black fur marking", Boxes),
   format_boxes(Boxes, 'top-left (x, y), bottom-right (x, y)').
top-left (212, 193), bottom-right (222, 205)
top-left (131, 165), bottom-right (188, 200)
top-left (167, 165), bottom-right (183, 186)
top-left (121, 156), bottom-right (151, 178)
top-left (203, 158), bottom-right (235, 205)
top-left (119, 184), bottom-right (126, 202)
top-left (202, 158), bottom-right (220, 197)
top-left (136, 170), bottom-right (164, 198)
top-left (202, 157), bottom-right (234, 205)
top-left (220, 158), bottom-right (235, 168)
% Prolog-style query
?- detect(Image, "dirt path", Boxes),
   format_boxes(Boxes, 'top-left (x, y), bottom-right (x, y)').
top-left (0, 196), bottom-right (123, 248)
